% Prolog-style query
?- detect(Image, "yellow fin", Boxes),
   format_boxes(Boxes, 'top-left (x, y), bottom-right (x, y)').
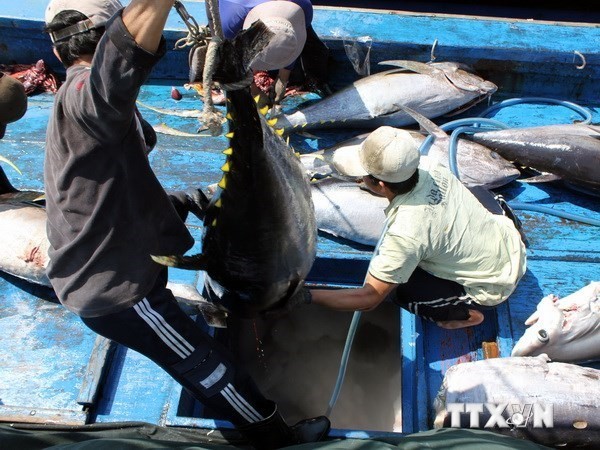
top-left (267, 118), bottom-right (278, 127)
top-left (225, 132), bottom-right (234, 139)
top-left (212, 218), bottom-right (217, 227)
top-left (259, 105), bottom-right (269, 116)
top-left (275, 128), bottom-right (285, 136)
top-left (223, 147), bottom-right (233, 155)
top-left (254, 95), bottom-right (260, 103)
top-left (226, 112), bottom-right (233, 120)
top-left (221, 161), bottom-right (231, 172)
top-left (218, 176), bottom-right (227, 189)
top-left (215, 199), bottom-right (222, 208)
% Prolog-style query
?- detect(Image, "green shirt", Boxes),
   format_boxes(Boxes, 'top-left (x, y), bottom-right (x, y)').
top-left (369, 157), bottom-right (526, 306)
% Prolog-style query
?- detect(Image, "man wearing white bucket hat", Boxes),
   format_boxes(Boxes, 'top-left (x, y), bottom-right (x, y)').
top-left (43, 0), bottom-right (329, 447)
top-left (282, 126), bottom-right (527, 330)
top-left (212, 0), bottom-right (315, 106)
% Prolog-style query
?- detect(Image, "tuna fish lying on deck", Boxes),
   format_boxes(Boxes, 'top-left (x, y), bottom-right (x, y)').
top-left (153, 24), bottom-right (317, 317)
top-left (0, 188), bottom-right (49, 286)
top-left (433, 355), bottom-right (600, 448)
top-left (301, 129), bottom-right (520, 190)
top-left (511, 282), bottom-right (600, 363)
top-left (301, 104), bottom-right (520, 189)
top-left (273, 60), bottom-right (497, 133)
top-left (469, 123), bottom-right (600, 196)
top-left (311, 177), bottom-right (387, 246)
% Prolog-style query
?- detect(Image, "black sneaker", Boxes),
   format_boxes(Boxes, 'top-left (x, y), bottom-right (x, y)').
top-left (291, 416), bottom-right (331, 445)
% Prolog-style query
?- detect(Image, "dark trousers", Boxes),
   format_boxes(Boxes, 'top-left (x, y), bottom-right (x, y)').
top-left (388, 187), bottom-right (502, 322)
top-left (81, 269), bottom-right (274, 426)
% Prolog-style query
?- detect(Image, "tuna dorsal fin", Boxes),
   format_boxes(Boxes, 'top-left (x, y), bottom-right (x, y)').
top-left (378, 60), bottom-right (443, 76)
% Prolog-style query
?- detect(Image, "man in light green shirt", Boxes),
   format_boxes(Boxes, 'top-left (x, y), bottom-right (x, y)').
top-left (288, 126), bottom-right (527, 329)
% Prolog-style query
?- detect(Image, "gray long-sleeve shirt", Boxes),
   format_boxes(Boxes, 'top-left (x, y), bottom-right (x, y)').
top-left (44, 12), bottom-right (193, 318)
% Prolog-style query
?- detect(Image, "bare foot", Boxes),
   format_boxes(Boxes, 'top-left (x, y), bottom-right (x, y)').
top-left (436, 309), bottom-right (484, 329)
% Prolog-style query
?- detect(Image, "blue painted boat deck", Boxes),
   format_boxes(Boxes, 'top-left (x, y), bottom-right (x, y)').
top-left (1, 0), bottom-right (599, 440)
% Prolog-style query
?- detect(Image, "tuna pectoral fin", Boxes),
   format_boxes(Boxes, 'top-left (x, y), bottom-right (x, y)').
top-left (397, 105), bottom-right (448, 141)
top-left (151, 253), bottom-right (208, 271)
top-left (521, 173), bottom-right (562, 183)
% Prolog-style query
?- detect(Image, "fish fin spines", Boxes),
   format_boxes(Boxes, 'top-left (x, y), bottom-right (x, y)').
top-left (221, 161), bottom-right (231, 172)
top-left (218, 176), bottom-right (227, 189)
top-left (225, 132), bottom-right (234, 139)
top-left (151, 253), bottom-right (208, 270)
top-left (223, 147), bottom-right (233, 155)
top-left (275, 128), bottom-right (285, 136)
top-left (259, 105), bottom-right (269, 116)
top-left (267, 118), bottom-right (278, 127)
top-left (215, 198), bottom-right (222, 208)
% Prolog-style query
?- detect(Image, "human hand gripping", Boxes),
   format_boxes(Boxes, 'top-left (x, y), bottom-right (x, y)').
top-left (261, 285), bottom-right (312, 319)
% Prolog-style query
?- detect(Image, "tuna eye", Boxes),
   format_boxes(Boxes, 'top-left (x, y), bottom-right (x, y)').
top-left (537, 329), bottom-right (549, 342)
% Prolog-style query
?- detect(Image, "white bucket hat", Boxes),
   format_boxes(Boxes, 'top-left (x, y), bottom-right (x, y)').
top-left (45, 0), bottom-right (123, 42)
top-left (342, 126), bottom-right (420, 183)
top-left (243, 1), bottom-right (307, 71)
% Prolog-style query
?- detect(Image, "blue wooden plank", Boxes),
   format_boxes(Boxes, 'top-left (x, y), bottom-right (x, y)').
top-left (0, 274), bottom-right (95, 424)
top-left (91, 344), bottom-right (176, 424)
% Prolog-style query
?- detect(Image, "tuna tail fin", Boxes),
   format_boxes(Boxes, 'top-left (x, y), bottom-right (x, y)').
top-left (0, 165), bottom-right (18, 194)
top-left (212, 21), bottom-right (274, 87)
top-left (151, 253), bottom-right (209, 271)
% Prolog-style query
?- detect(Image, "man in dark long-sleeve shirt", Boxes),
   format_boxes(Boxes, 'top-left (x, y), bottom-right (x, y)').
top-left (43, 1), bottom-right (329, 447)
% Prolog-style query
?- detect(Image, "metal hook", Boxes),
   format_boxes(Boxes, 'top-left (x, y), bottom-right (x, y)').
top-left (173, 0), bottom-right (211, 50)
top-left (430, 39), bottom-right (438, 62)
top-left (174, 0), bottom-right (201, 37)
top-left (573, 51), bottom-right (586, 70)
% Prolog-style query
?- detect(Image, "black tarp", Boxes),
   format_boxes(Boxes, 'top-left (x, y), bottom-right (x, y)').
top-left (0, 422), bottom-right (553, 449)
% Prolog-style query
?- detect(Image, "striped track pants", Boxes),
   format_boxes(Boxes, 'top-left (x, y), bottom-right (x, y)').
top-left (81, 275), bottom-right (273, 426)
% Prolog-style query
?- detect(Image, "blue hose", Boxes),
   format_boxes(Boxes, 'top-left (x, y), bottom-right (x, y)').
top-left (509, 202), bottom-right (600, 227)
top-left (480, 97), bottom-right (593, 124)
top-left (326, 310), bottom-right (361, 417)
top-left (419, 117), bottom-right (509, 155)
